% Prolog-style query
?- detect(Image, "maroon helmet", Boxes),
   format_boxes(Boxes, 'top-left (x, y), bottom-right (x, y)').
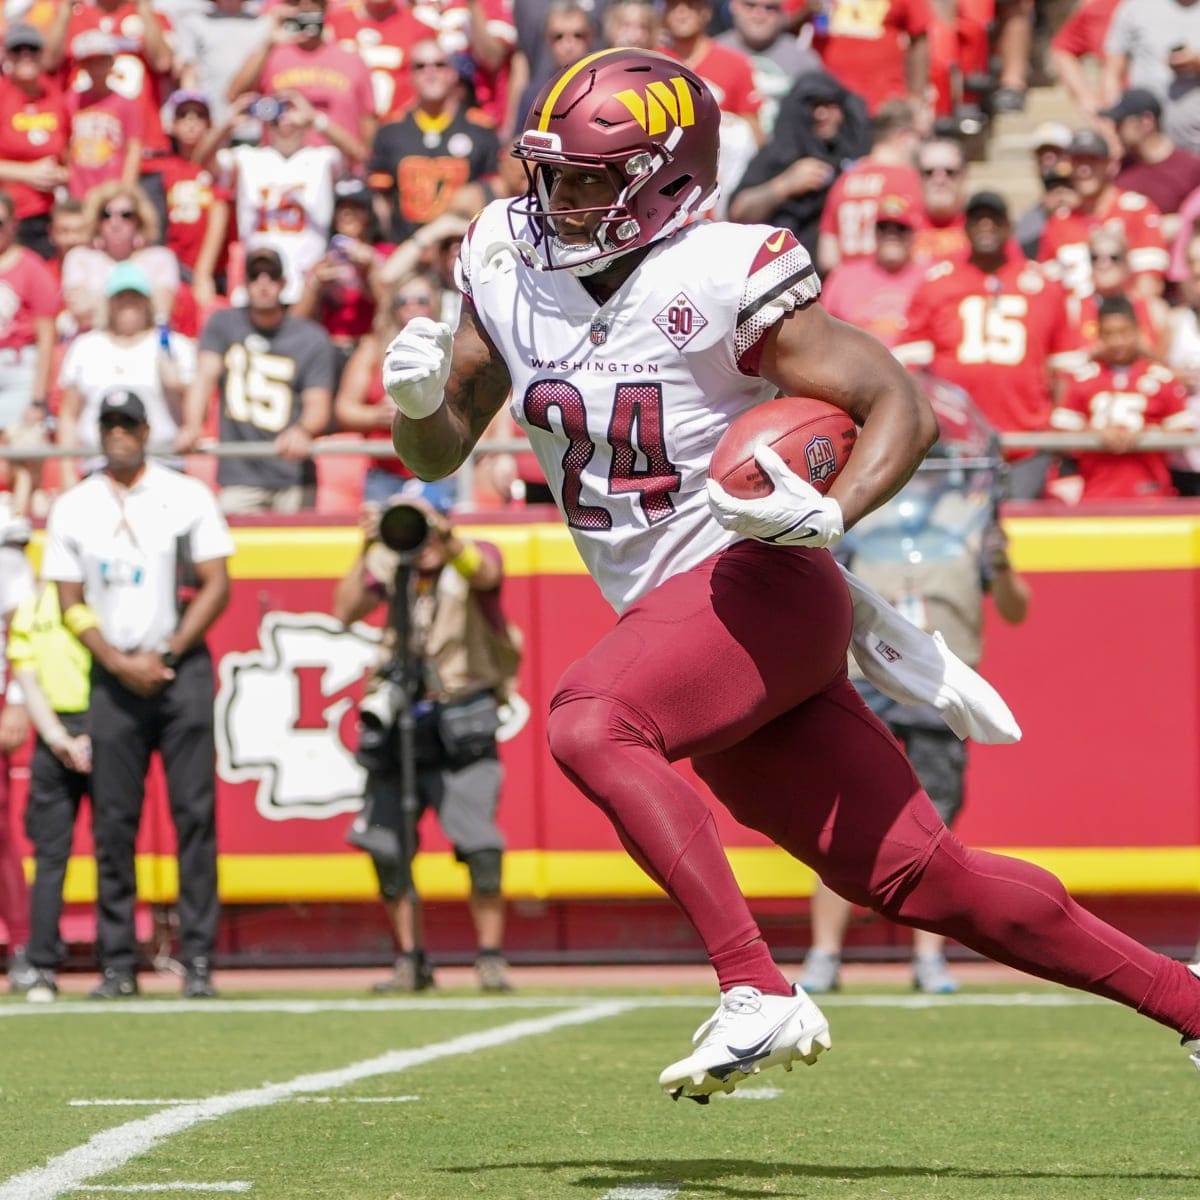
top-left (508, 48), bottom-right (721, 276)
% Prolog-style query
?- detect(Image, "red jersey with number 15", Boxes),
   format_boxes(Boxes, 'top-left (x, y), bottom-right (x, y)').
top-left (1051, 359), bottom-right (1193, 499)
top-left (895, 254), bottom-right (1073, 435)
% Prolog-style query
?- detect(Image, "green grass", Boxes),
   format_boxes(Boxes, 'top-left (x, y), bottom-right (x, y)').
top-left (1, 985), bottom-right (1196, 1199)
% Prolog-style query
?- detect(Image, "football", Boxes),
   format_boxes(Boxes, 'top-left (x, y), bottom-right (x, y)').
top-left (709, 397), bottom-right (858, 499)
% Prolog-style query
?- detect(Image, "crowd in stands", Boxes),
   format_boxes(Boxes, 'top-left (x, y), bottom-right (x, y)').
top-left (0, 0), bottom-right (1198, 517)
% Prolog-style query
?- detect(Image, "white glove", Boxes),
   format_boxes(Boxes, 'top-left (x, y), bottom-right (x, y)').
top-left (382, 317), bottom-right (453, 420)
top-left (839, 564), bottom-right (1022, 745)
top-left (707, 444), bottom-right (845, 549)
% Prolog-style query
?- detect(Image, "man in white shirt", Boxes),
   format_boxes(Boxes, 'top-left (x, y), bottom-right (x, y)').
top-left (42, 391), bottom-right (234, 999)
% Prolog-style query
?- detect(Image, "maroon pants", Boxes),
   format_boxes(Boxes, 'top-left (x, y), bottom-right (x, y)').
top-left (547, 541), bottom-right (1200, 1040)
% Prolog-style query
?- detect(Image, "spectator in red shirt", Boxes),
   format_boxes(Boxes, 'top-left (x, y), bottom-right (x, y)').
top-left (895, 190), bottom-right (1074, 499)
top-left (1051, 294), bottom-right (1195, 501)
top-left (328, 0), bottom-right (441, 122)
top-left (0, 25), bottom-right (69, 261)
top-left (42, 0), bottom-right (176, 158)
top-left (141, 91), bottom-right (232, 307)
top-left (63, 31), bottom-right (142, 195)
top-left (227, 0), bottom-right (374, 165)
top-left (1039, 127), bottom-right (1169, 299)
top-left (811, 0), bottom-right (932, 116)
top-left (912, 135), bottom-right (968, 265)
top-left (817, 98), bottom-right (922, 274)
top-left (293, 174), bottom-right (385, 387)
top-left (1049, 0), bottom-right (1121, 120)
top-left (821, 192), bottom-right (926, 347)
top-left (662, 0), bottom-right (763, 145)
top-left (1103, 88), bottom-right (1200, 231)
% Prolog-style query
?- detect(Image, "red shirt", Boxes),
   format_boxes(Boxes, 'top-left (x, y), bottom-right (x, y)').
top-left (896, 254), bottom-right (1072, 435)
top-left (911, 212), bottom-right (967, 265)
top-left (1038, 188), bottom-right (1168, 295)
top-left (0, 246), bottom-right (57, 350)
top-left (66, 87), bottom-right (141, 195)
top-left (328, 1), bottom-right (439, 119)
top-left (62, 1), bottom-right (174, 154)
top-left (818, 162), bottom-right (923, 262)
top-left (663, 41), bottom-right (760, 119)
top-left (0, 78), bottom-right (70, 219)
top-left (815, 0), bottom-right (933, 113)
top-left (1050, 0), bottom-right (1120, 59)
top-left (262, 41), bottom-right (375, 149)
top-left (155, 155), bottom-right (231, 273)
top-left (436, 0), bottom-right (516, 126)
top-left (821, 257), bottom-right (925, 346)
top-left (317, 249), bottom-right (387, 339)
top-left (1053, 359), bottom-right (1192, 499)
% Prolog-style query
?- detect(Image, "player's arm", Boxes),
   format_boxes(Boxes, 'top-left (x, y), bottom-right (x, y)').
top-left (758, 303), bottom-right (939, 530)
top-left (388, 300), bottom-right (512, 481)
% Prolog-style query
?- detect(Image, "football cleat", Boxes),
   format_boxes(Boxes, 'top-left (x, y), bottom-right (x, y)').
top-left (1183, 964), bottom-right (1200, 1073)
top-left (658, 983), bottom-right (831, 1103)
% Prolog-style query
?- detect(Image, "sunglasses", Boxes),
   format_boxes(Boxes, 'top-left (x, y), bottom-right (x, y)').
top-left (99, 414), bottom-right (142, 432)
top-left (102, 206), bottom-right (138, 221)
top-left (9, 44), bottom-right (40, 56)
top-left (248, 264), bottom-right (284, 281)
top-left (394, 294), bottom-right (434, 306)
top-left (412, 59), bottom-right (451, 69)
top-left (876, 220), bottom-right (912, 234)
top-left (919, 165), bottom-right (962, 178)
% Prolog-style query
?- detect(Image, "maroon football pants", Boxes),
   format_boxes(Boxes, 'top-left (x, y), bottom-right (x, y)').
top-left (547, 540), bottom-right (1200, 1040)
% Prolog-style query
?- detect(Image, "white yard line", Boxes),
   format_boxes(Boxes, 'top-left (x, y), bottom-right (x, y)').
top-left (1, 1001), bottom-right (632, 1200)
top-left (70, 1097), bottom-right (419, 1108)
top-left (75, 1186), bottom-right (251, 1193)
top-left (0, 991), bottom-right (1107, 1019)
top-left (600, 1188), bottom-right (680, 1199)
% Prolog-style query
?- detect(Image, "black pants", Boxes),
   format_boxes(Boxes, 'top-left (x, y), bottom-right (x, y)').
top-left (89, 649), bottom-right (219, 972)
top-left (24, 711), bottom-right (90, 969)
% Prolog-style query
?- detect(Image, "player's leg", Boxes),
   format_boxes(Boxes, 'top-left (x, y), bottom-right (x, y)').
top-left (547, 540), bottom-right (851, 996)
top-left (696, 682), bottom-right (1200, 1045)
top-left (547, 542), bottom-right (847, 1100)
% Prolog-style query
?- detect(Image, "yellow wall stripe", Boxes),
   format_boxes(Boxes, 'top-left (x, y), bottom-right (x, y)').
top-left (536, 48), bottom-right (624, 131)
top-left (44, 845), bottom-right (1200, 905)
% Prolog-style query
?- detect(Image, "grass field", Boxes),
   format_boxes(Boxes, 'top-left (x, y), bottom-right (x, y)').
top-left (1, 980), bottom-right (1196, 1200)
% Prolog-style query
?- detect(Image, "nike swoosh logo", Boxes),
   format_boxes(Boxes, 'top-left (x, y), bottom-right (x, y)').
top-left (725, 1013), bottom-right (795, 1060)
top-left (765, 231), bottom-right (787, 253)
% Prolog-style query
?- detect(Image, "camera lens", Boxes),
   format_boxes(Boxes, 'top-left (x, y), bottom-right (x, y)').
top-left (378, 501), bottom-right (430, 554)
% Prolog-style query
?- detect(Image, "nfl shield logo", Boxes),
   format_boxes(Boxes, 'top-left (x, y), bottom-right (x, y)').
top-left (590, 317), bottom-right (609, 346)
top-left (805, 434), bottom-right (837, 483)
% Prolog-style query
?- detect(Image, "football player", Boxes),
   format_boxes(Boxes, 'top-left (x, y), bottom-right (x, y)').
top-left (383, 48), bottom-right (1200, 1101)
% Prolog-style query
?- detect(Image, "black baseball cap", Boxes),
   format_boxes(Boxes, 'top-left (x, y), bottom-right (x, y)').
top-left (1099, 88), bottom-right (1161, 123)
top-left (245, 242), bottom-right (284, 274)
top-left (965, 190), bottom-right (1009, 220)
top-left (99, 390), bottom-right (148, 425)
top-left (333, 175), bottom-right (372, 207)
top-left (1068, 128), bottom-right (1111, 159)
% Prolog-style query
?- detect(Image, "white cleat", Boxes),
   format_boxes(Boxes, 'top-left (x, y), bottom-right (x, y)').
top-left (658, 983), bottom-right (831, 1104)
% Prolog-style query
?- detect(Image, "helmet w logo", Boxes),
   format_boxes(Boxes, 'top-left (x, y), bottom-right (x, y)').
top-left (613, 77), bottom-right (696, 135)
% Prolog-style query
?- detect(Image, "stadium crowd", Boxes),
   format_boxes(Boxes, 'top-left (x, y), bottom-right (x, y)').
top-left (3, 0), bottom-right (1200, 993)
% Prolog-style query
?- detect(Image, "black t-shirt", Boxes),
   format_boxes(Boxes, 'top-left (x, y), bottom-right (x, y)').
top-left (200, 307), bottom-right (336, 490)
top-left (368, 106), bottom-right (500, 242)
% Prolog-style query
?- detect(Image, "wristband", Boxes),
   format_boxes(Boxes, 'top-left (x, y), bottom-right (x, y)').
top-left (63, 603), bottom-right (100, 638)
top-left (449, 539), bottom-right (483, 579)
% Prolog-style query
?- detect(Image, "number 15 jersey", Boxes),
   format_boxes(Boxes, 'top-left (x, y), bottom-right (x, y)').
top-left (459, 201), bottom-right (821, 612)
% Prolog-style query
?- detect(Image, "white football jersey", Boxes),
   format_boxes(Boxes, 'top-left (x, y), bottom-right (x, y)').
top-left (460, 201), bottom-right (822, 612)
top-left (233, 144), bottom-right (340, 304)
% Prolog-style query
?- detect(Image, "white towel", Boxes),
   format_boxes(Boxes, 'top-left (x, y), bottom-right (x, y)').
top-left (838, 564), bottom-right (1022, 745)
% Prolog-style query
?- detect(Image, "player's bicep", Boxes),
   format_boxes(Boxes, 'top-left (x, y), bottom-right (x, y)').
top-left (759, 303), bottom-right (923, 426)
top-left (445, 299), bottom-right (512, 445)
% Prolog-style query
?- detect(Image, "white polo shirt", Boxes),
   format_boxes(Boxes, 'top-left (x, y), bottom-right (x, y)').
top-left (42, 463), bottom-right (235, 654)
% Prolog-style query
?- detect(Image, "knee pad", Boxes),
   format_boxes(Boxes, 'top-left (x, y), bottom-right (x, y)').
top-left (372, 853), bottom-right (411, 901)
top-left (462, 847), bottom-right (503, 896)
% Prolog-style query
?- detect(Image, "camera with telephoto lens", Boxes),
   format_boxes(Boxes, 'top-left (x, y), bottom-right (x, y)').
top-left (378, 498), bottom-right (441, 558)
top-left (355, 677), bottom-right (407, 772)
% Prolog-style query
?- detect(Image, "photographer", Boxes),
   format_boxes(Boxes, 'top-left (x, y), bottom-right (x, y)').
top-left (333, 486), bottom-right (519, 993)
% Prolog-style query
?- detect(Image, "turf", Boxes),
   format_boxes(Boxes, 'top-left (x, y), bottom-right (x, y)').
top-left (1, 985), bottom-right (1196, 1199)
